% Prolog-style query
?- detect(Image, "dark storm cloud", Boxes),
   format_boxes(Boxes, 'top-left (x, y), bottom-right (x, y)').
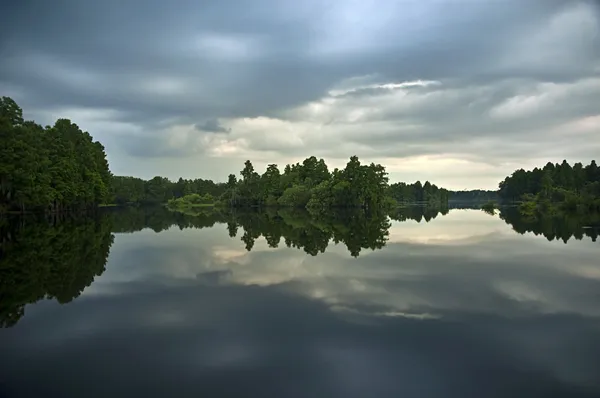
top-left (195, 119), bottom-right (231, 134)
top-left (116, 133), bottom-right (201, 158)
top-left (1, 0), bottom-right (595, 121)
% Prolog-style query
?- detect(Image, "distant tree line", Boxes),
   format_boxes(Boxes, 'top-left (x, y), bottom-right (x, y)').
top-left (112, 176), bottom-right (226, 205)
top-left (0, 97), bottom-right (112, 214)
top-left (448, 189), bottom-right (499, 202)
top-left (498, 160), bottom-right (600, 212)
top-left (388, 181), bottom-right (449, 205)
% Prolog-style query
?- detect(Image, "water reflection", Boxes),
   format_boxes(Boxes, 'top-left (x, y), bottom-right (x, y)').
top-left (0, 215), bottom-right (113, 327)
top-left (1, 206), bottom-right (597, 329)
top-left (1, 206), bottom-right (599, 397)
top-left (0, 206), bottom-right (440, 328)
top-left (110, 206), bottom-right (450, 257)
top-left (499, 207), bottom-right (600, 243)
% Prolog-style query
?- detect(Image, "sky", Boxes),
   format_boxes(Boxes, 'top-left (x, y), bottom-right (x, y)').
top-left (1, 0), bottom-right (599, 190)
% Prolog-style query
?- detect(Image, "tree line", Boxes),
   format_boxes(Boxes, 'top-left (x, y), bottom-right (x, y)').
top-left (0, 97), bottom-right (112, 214)
top-left (448, 189), bottom-right (499, 202)
top-left (1, 96), bottom-right (452, 213)
top-left (115, 157), bottom-right (451, 210)
top-left (498, 160), bottom-right (600, 212)
top-left (112, 176), bottom-right (226, 205)
top-left (388, 181), bottom-right (449, 205)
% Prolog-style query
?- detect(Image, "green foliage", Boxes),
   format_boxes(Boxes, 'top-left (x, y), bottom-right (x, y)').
top-left (107, 154), bottom-right (449, 211)
top-left (278, 185), bottom-right (312, 207)
top-left (499, 160), bottom-right (600, 212)
top-left (166, 193), bottom-right (215, 211)
top-left (388, 180), bottom-right (449, 204)
top-left (0, 97), bottom-right (112, 213)
top-left (221, 156), bottom-right (447, 210)
top-left (111, 175), bottom-right (227, 205)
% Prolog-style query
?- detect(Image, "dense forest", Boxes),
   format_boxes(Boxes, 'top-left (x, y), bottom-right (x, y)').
top-left (498, 160), bottom-right (600, 212)
top-left (0, 97), bottom-right (112, 214)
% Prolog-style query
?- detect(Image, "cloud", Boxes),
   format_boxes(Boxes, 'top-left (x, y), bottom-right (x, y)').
top-left (195, 119), bottom-right (231, 134)
top-left (0, 0), bottom-right (599, 188)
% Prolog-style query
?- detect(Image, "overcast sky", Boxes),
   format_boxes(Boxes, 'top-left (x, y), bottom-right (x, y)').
top-left (1, 0), bottom-right (599, 189)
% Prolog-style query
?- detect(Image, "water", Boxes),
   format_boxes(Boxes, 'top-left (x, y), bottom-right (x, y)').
top-left (1, 206), bottom-right (599, 398)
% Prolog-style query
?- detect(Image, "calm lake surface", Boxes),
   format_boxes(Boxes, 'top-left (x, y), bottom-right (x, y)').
top-left (1, 206), bottom-right (599, 398)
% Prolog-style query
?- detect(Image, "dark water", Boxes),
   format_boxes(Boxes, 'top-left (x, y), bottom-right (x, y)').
top-left (1, 206), bottom-right (599, 398)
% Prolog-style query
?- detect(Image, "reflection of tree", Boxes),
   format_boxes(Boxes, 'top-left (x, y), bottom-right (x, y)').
top-left (108, 205), bottom-right (452, 257)
top-left (499, 207), bottom-right (599, 243)
top-left (0, 215), bottom-right (114, 328)
top-left (109, 206), bottom-right (226, 233)
top-left (388, 205), bottom-right (449, 223)
top-left (0, 204), bottom-right (450, 328)
top-left (229, 208), bottom-right (391, 257)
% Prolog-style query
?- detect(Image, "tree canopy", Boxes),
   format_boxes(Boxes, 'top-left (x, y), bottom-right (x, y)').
top-left (498, 160), bottom-right (600, 212)
top-left (218, 156), bottom-right (448, 210)
top-left (0, 97), bottom-right (112, 213)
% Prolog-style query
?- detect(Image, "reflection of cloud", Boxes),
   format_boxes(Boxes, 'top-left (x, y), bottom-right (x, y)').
top-left (332, 305), bottom-right (441, 320)
top-left (212, 247), bottom-right (248, 263)
top-left (3, 210), bottom-right (600, 396)
top-left (387, 210), bottom-right (509, 244)
top-left (3, 272), bottom-right (600, 397)
top-left (195, 270), bottom-right (233, 285)
top-left (88, 211), bottom-right (600, 321)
